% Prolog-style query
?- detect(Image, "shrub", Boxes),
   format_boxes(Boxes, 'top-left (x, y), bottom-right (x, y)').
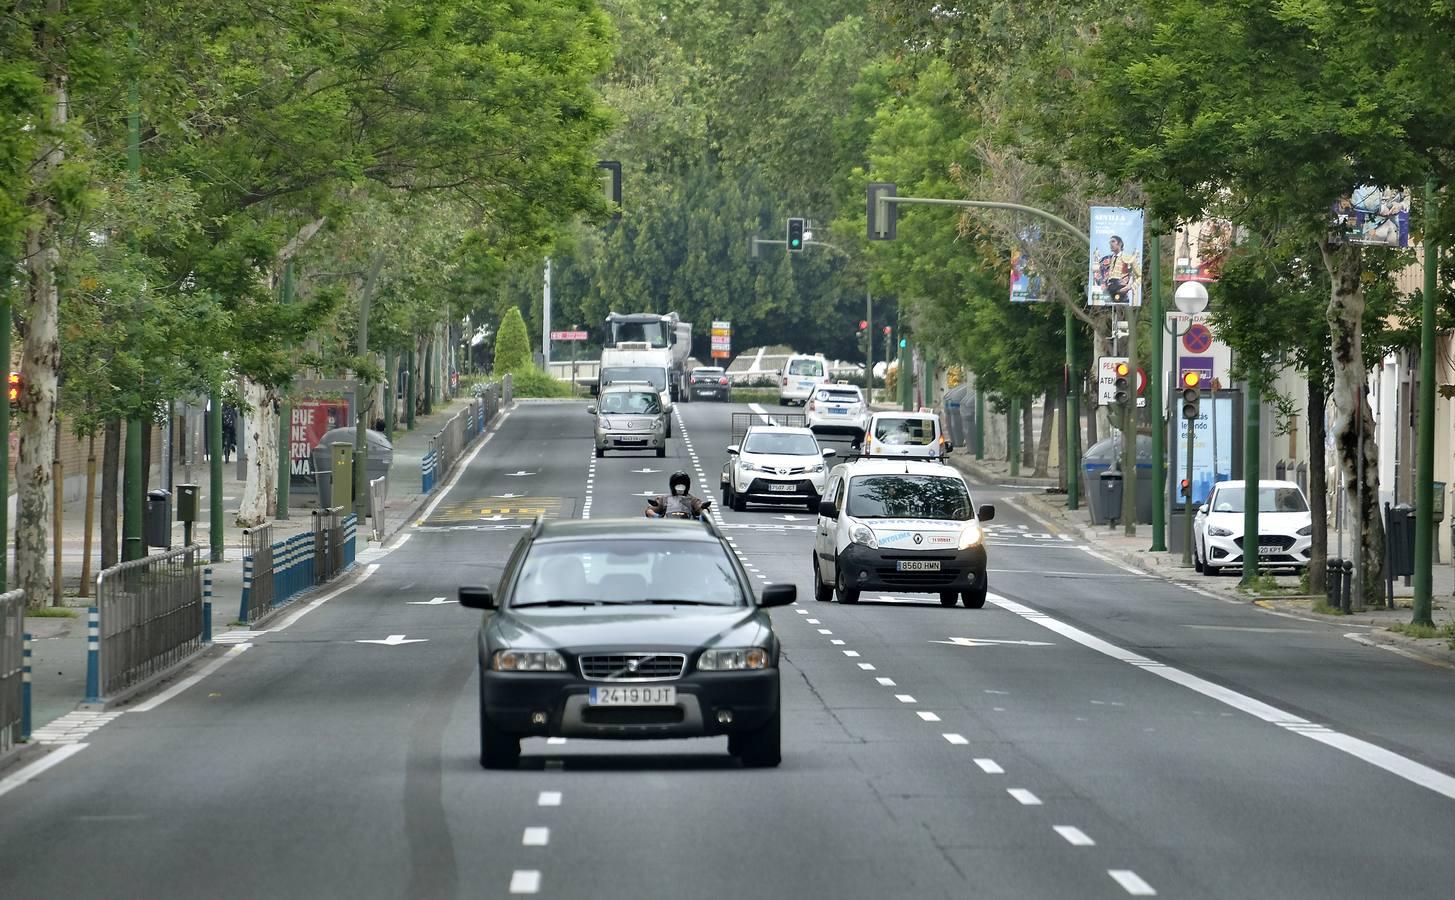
top-left (503, 366), bottom-right (573, 398)
top-left (493, 308), bottom-right (532, 373)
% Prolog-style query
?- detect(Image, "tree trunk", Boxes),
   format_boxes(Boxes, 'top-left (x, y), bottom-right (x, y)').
top-left (1320, 237), bottom-right (1384, 604)
top-left (101, 418), bottom-right (120, 569)
top-left (235, 378), bottom-right (278, 526)
top-left (1307, 376), bottom-right (1328, 595)
top-left (1034, 389), bottom-right (1056, 478)
top-left (1021, 401), bottom-right (1035, 469)
top-left (140, 417), bottom-right (151, 494)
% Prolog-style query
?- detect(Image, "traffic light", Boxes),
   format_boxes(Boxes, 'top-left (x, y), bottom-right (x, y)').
top-left (1180, 478), bottom-right (1191, 497)
top-left (787, 217), bottom-right (805, 252)
top-left (898, 338), bottom-right (907, 349)
top-left (882, 326), bottom-right (891, 335)
top-left (1112, 361), bottom-right (1130, 407)
top-left (867, 182), bottom-right (898, 240)
top-left (7, 371), bottom-right (19, 408)
top-left (858, 319), bottom-right (868, 331)
top-left (1180, 371), bottom-right (1201, 419)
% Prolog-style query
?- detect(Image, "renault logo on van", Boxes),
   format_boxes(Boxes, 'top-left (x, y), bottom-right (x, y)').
top-left (913, 533), bottom-right (924, 544)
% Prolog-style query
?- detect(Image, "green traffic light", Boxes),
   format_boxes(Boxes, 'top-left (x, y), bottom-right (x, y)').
top-left (898, 338), bottom-right (906, 348)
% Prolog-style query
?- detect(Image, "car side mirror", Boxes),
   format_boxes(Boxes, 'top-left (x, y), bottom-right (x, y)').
top-left (589, 384), bottom-right (599, 396)
top-left (458, 586), bottom-right (495, 609)
top-left (759, 584), bottom-right (797, 607)
top-left (822, 448), bottom-right (836, 458)
top-left (818, 499), bottom-right (838, 518)
top-left (585, 405), bottom-right (596, 415)
top-left (977, 504), bottom-right (995, 523)
top-left (727, 445), bottom-right (740, 456)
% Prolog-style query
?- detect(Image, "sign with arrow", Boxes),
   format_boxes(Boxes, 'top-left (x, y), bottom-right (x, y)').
top-left (356, 634), bottom-right (429, 646)
top-left (932, 637), bottom-right (1055, 648)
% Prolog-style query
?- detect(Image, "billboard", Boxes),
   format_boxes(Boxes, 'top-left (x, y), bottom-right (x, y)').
top-left (711, 320), bottom-right (731, 360)
top-left (1333, 186), bottom-right (1410, 247)
top-left (290, 397), bottom-right (352, 487)
top-left (1174, 393), bottom-right (1234, 507)
top-left (1088, 206), bottom-right (1144, 306)
top-left (1173, 219), bottom-right (1232, 283)
top-left (1010, 225), bottom-right (1046, 303)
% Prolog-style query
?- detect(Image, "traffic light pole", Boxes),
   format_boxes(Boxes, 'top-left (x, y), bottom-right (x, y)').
top-left (1183, 415), bottom-right (1195, 566)
top-left (1147, 225), bottom-right (1166, 549)
top-left (0, 250), bottom-right (10, 591)
top-left (1413, 177), bottom-right (1438, 627)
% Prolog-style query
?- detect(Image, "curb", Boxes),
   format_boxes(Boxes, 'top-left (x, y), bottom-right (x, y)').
top-left (0, 739), bottom-right (56, 778)
top-left (946, 454), bottom-right (1060, 489)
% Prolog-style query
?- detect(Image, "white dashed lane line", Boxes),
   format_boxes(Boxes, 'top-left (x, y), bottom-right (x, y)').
top-left (537, 791), bottom-right (561, 807)
top-left (974, 758), bottom-right (1005, 774)
top-left (1008, 789), bottom-right (1043, 806)
top-left (942, 733), bottom-right (969, 745)
top-left (894, 694), bottom-right (917, 704)
top-left (1054, 826), bottom-right (1095, 847)
top-left (509, 870), bottom-right (541, 894)
top-left (916, 711), bottom-right (941, 722)
top-left (1108, 869), bottom-right (1157, 896)
top-left (522, 827), bottom-right (550, 847)
top-left (875, 677), bottom-right (896, 686)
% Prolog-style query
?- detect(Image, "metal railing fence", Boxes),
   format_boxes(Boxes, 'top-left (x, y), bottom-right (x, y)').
top-left (239, 523), bottom-right (275, 623)
top-left (420, 378), bottom-right (509, 495)
top-left (1, 589), bottom-right (24, 753)
top-left (91, 546), bottom-right (203, 701)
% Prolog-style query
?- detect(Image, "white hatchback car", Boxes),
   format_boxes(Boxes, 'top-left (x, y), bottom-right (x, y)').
top-left (722, 425), bottom-right (835, 512)
top-left (862, 411), bottom-right (947, 459)
top-left (806, 384), bottom-right (869, 443)
top-left (1193, 479), bottom-right (1313, 575)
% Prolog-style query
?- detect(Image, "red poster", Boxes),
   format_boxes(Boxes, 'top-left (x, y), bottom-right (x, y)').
top-left (290, 398), bottom-right (351, 481)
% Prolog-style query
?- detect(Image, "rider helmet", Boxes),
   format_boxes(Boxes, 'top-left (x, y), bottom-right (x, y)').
top-left (669, 471), bottom-right (691, 495)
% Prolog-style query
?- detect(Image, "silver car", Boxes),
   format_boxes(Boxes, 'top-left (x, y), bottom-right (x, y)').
top-left (590, 384), bottom-right (668, 458)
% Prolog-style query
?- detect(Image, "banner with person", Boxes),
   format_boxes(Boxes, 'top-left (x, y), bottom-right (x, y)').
top-left (1010, 225), bottom-right (1046, 303)
top-left (1332, 186), bottom-right (1410, 247)
top-left (1087, 206), bottom-right (1145, 306)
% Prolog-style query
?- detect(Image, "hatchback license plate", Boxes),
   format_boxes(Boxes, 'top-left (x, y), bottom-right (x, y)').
top-left (588, 686), bottom-right (676, 706)
top-left (1258, 544), bottom-right (1282, 556)
top-left (829, 407), bottom-right (847, 415)
top-left (768, 483), bottom-right (796, 492)
top-left (617, 437), bottom-right (647, 444)
top-left (897, 560), bottom-right (941, 572)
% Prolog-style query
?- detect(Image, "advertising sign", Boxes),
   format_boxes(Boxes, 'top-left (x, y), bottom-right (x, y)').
top-left (1333, 186), bottom-right (1410, 247)
top-left (549, 330), bottom-right (589, 341)
top-left (1174, 393), bottom-right (1234, 507)
top-left (1088, 206), bottom-right (1145, 307)
top-left (711, 320), bottom-right (732, 360)
top-left (290, 397), bottom-right (352, 486)
top-left (1173, 219), bottom-right (1232, 283)
top-left (1010, 225), bottom-right (1045, 303)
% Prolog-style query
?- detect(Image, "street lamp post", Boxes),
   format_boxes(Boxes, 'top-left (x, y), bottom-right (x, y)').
top-left (1168, 281), bottom-right (1210, 565)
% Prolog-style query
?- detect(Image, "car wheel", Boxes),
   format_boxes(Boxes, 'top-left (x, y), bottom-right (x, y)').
top-left (656, 446), bottom-right (666, 458)
top-left (479, 681), bottom-right (521, 770)
top-left (734, 704), bottom-right (781, 768)
top-left (666, 420), bottom-right (673, 439)
top-left (835, 561), bottom-right (860, 604)
top-left (963, 583), bottom-right (988, 609)
top-left (594, 447), bottom-right (604, 458)
top-left (939, 591), bottom-right (958, 607)
top-left (1203, 561), bottom-right (1220, 576)
top-left (1193, 544), bottom-right (1204, 573)
top-left (813, 556), bottom-right (834, 602)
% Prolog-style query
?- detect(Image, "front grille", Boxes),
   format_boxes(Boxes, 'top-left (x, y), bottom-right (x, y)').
top-left (579, 653), bottom-right (686, 682)
top-left (1233, 535), bottom-right (1295, 551)
top-left (746, 478), bottom-right (813, 495)
top-left (582, 706), bottom-right (685, 726)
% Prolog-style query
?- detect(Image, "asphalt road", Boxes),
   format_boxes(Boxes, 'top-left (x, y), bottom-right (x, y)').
top-left (2, 397), bottom-right (1454, 899)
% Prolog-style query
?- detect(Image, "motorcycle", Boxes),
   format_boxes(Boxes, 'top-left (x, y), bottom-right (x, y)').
top-left (644, 497), bottom-right (713, 520)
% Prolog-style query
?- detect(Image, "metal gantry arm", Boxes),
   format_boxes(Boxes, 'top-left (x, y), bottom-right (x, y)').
top-left (874, 195), bottom-right (1090, 246)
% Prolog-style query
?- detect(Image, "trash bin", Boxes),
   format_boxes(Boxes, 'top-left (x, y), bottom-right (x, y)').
top-left (1098, 471), bottom-right (1125, 525)
top-left (1080, 433), bottom-right (1154, 525)
top-left (145, 489), bottom-right (172, 549)
top-left (312, 427), bottom-right (393, 509)
top-left (943, 385), bottom-right (969, 448)
top-left (1385, 503), bottom-right (1416, 578)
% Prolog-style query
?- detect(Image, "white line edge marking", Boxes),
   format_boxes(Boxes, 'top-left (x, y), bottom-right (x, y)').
top-left (522, 827), bottom-right (550, 846)
top-left (1054, 825), bottom-right (1095, 846)
top-left (1008, 788), bottom-right (1042, 805)
top-left (1108, 869), bottom-right (1157, 895)
top-left (988, 593), bottom-right (1455, 802)
top-left (130, 644), bottom-right (252, 712)
top-left (509, 869), bottom-right (541, 894)
top-left (417, 405), bottom-right (513, 523)
top-left (974, 758), bottom-right (1004, 774)
top-left (1076, 545), bottom-right (1146, 576)
top-left (537, 791), bottom-right (561, 806)
top-left (0, 743), bottom-right (89, 798)
top-left (268, 564), bottom-right (381, 633)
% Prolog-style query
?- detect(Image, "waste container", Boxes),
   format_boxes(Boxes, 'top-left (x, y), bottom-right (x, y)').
top-left (1080, 433), bottom-right (1154, 525)
top-left (1385, 503), bottom-right (1415, 577)
top-left (1097, 471), bottom-right (1125, 525)
top-left (311, 427), bottom-right (393, 509)
top-left (145, 489), bottom-right (172, 549)
top-left (943, 385), bottom-right (970, 449)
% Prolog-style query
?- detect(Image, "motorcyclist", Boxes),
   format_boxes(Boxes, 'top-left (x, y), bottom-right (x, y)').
top-left (645, 471), bottom-right (711, 519)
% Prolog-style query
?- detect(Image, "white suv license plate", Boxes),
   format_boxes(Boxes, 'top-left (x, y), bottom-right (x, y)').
top-left (768, 483), bottom-right (797, 492)
top-left (589, 686), bottom-right (676, 706)
top-left (897, 560), bottom-right (941, 572)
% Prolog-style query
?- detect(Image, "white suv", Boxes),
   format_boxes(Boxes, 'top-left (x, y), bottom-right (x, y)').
top-left (813, 459), bottom-right (993, 608)
top-left (721, 425), bottom-right (836, 512)
top-left (862, 411), bottom-right (947, 459)
top-left (778, 354), bottom-right (829, 405)
top-left (806, 384), bottom-right (869, 444)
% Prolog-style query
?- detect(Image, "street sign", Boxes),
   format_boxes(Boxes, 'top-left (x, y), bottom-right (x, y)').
top-left (1097, 357), bottom-right (1147, 406)
top-left (1179, 356), bottom-right (1214, 386)
top-left (711, 320), bottom-right (731, 360)
top-left (549, 330), bottom-right (588, 341)
top-left (1182, 323), bottom-right (1213, 354)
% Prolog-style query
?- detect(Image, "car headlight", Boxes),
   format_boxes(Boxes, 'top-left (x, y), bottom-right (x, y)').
top-left (807, 463), bottom-right (825, 474)
top-left (1207, 525), bottom-right (1234, 537)
top-left (742, 461), bottom-right (771, 473)
top-left (698, 648), bottom-right (771, 671)
top-left (1296, 524), bottom-right (1313, 536)
top-left (850, 524), bottom-right (879, 549)
top-left (958, 522), bottom-right (984, 549)
top-left (599, 417), bottom-right (615, 429)
top-left (492, 650), bottom-right (567, 672)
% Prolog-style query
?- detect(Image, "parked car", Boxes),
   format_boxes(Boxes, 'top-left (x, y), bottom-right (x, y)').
top-left (689, 366), bottom-right (731, 401)
top-left (461, 517), bottom-right (795, 769)
top-left (806, 384), bottom-right (870, 444)
top-left (778, 354), bottom-right (829, 406)
top-left (813, 459), bottom-right (993, 608)
top-left (1193, 479), bottom-right (1313, 575)
top-left (588, 384), bottom-right (667, 458)
top-left (862, 411), bottom-right (948, 460)
top-left (721, 425), bottom-right (834, 512)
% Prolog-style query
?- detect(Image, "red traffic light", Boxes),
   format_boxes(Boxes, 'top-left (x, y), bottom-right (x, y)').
top-left (1179, 478), bottom-right (1191, 496)
top-left (858, 319), bottom-right (868, 331)
top-left (882, 326), bottom-right (891, 335)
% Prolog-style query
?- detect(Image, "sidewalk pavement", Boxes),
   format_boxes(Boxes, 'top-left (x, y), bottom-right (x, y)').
top-left (15, 394), bottom-right (490, 734)
top-left (948, 452), bottom-right (1455, 669)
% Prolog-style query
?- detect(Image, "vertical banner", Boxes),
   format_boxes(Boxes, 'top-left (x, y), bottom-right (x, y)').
top-left (1010, 226), bottom-right (1045, 303)
top-left (1174, 393), bottom-right (1234, 506)
top-left (1173, 219), bottom-right (1232, 283)
top-left (710, 320), bottom-right (732, 360)
top-left (290, 397), bottom-right (352, 489)
top-left (1332, 186), bottom-right (1410, 247)
top-left (1087, 206), bottom-right (1145, 306)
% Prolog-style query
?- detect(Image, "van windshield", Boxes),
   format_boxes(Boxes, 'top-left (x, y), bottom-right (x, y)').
top-left (873, 417), bottom-right (936, 446)
top-left (847, 475), bottom-right (972, 520)
top-left (599, 391), bottom-right (661, 415)
top-left (600, 367), bottom-right (667, 391)
top-left (788, 358), bottom-right (824, 376)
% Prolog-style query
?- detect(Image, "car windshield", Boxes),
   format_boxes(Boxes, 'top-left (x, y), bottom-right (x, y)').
top-left (788, 358), bottom-right (824, 376)
top-left (873, 417), bottom-right (936, 445)
top-left (816, 389), bottom-right (861, 403)
top-left (743, 432), bottom-right (820, 455)
top-left (510, 540), bottom-right (744, 607)
top-left (599, 391), bottom-right (660, 415)
top-left (847, 475), bottom-right (972, 520)
top-left (600, 366), bottom-right (667, 391)
top-left (1210, 487), bottom-right (1308, 513)
top-left (610, 320), bottom-right (668, 347)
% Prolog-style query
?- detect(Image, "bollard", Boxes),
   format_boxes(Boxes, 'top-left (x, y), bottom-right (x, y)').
top-left (22, 632), bottom-right (32, 739)
top-left (1341, 559), bottom-right (1355, 614)
top-left (239, 554), bottom-right (253, 624)
top-left (202, 566), bottom-right (213, 644)
top-left (85, 608), bottom-right (100, 704)
top-left (1324, 559), bottom-right (1337, 606)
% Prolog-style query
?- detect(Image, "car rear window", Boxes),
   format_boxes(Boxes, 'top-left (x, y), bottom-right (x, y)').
top-left (510, 540), bottom-right (745, 607)
top-left (601, 366), bottom-right (667, 391)
top-left (788, 359), bottom-right (825, 376)
top-left (817, 389), bottom-right (862, 403)
top-left (846, 475), bottom-right (971, 520)
top-left (873, 417), bottom-right (936, 445)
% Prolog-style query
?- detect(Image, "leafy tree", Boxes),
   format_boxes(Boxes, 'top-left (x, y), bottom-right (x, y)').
top-left (494, 308), bottom-right (533, 374)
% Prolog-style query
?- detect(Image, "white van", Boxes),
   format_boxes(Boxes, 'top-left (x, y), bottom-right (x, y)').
top-left (862, 411), bottom-right (947, 459)
top-left (599, 345), bottom-right (674, 436)
top-left (778, 354), bottom-right (829, 405)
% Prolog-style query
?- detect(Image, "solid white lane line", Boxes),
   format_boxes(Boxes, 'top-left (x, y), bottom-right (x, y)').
top-left (1108, 869), bottom-right (1157, 895)
top-left (974, 758), bottom-right (1004, 774)
top-left (917, 711), bottom-right (941, 722)
top-left (843, 650), bottom-right (860, 658)
top-left (1054, 826), bottom-right (1095, 846)
top-left (537, 791), bottom-right (562, 807)
top-left (894, 694), bottom-right (917, 704)
top-left (942, 733), bottom-right (969, 745)
top-left (989, 593), bottom-right (1455, 802)
top-left (546, 737), bottom-right (567, 745)
top-left (129, 644), bottom-right (252, 712)
top-left (509, 870), bottom-right (541, 894)
top-left (268, 564), bottom-right (381, 633)
top-left (522, 827), bottom-right (550, 846)
top-left (875, 677), bottom-right (896, 686)
top-left (857, 663), bottom-right (876, 670)
top-left (1008, 788), bottom-right (1042, 806)
top-left (0, 744), bottom-right (89, 799)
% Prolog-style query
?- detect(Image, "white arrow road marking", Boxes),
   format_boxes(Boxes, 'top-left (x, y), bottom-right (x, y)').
top-left (356, 634), bottom-right (429, 646)
top-left (932, 637), bottom-right (1056, 648)
top-left (492, 492), bottom-right (523, 499)
top-left (631, 468), bottom-right (661, 474)
top-left (407, 597), bottom-right (456, 605)
top-left (505, 470), bottom-right (536, 477)
top-left (479, 514), bottom-right (514, 522)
